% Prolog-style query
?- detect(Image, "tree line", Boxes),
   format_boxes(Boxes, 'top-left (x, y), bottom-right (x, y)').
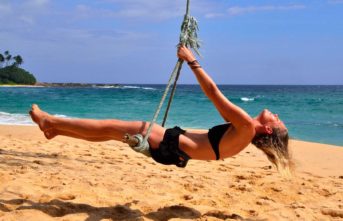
top-left (0, 50), bottom-right (36, 85)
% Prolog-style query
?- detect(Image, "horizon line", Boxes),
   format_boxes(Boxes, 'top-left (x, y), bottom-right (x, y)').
top-left (35, 82), bottom-right (343, 86)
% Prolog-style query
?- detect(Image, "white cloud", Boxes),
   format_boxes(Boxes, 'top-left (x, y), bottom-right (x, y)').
top-left (227, 4), bottom-right (306, 16)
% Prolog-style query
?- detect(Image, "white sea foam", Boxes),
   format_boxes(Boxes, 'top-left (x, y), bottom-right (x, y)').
top-left (0, 112), bottom-right (70, 126)
top-left (54, 114), bottom-right (69, 118)
top-left (0, 112), bottom-right (34, 125)
top-left (122, 85), bottom-right (156, 90)
top-left (82, 85), bottom-right (156, 90)
top-left (241, 97), bottom-right (255, 102)
top-left (122, 86), bottom-right (140, 89)
top-left (142, 87), bottom-right (156, 90)
top-left (95, 86), bottom-right (118, 89)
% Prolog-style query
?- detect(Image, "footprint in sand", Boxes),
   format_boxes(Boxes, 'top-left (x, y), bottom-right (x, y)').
top-left (321, 208), bottom-right (343, 218)
top-left (236, 184), bottom-right (253, 192)
top-left (147, 205), bottom-right (200, 220)
top-left (57, 194), bottom-right (76, 200)
top-left (235, 175), bottom-right (249, 180)
top-left (94, 165), bottom-right (102, 169)
top-left (259, 196), bottom-right (275, 202)
top-left (271, 187), bottom-right (283, 192)
top-left (217, 167), bottom-right (228, 172)
top-left (256, 199), bottom-right (270, 206)
top-left (183, 195), bottom-right (193, 201)
top-left (33, 160), bottom-right (44, 165)
top-left (183, 183), bottom-right (199, 192)
top-left (39, 194), bottom-right (52, 203)
top-left (318, 188), bottom-right (335, 197)
top-left (163, 168), bottom-right (173, 172)
top-left (290, 202), bottom-right (306, 209)
top-left (247, 209), bottom-right (259, 216)
top-left (204, 210), bottom-right (244, 220)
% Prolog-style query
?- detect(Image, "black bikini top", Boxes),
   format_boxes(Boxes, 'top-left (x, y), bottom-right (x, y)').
top-left (208, 123), bottom-right (232, 160)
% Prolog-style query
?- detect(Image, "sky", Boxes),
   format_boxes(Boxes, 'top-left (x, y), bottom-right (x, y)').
top-left (0, 0), bottom-right (342, 85)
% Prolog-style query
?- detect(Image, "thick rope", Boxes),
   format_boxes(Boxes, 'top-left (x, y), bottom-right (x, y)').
top-left (161, 63), bottom-right (182, 127)
top-left (141, 60), bottom-right (183, 146)
top-left (123, 0), bottom-right (201, 156)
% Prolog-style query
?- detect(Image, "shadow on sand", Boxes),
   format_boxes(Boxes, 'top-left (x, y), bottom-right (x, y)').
top-left (0, 197), bottom-right (266, 220)
top-left (0, 198), bottom-right (203, 221)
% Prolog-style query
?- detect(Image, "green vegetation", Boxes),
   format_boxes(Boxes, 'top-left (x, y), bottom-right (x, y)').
top-left (0, 50), bottom-right (36, 85)
top-left (0, 66), bottom-right (36, 85)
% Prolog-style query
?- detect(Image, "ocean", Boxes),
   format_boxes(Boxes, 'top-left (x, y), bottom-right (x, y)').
top-left (0, 85), bottom-right (342, 146)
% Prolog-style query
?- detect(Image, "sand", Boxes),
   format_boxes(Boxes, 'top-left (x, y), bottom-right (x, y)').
top-left (0, 125), bottom-right (342, 221)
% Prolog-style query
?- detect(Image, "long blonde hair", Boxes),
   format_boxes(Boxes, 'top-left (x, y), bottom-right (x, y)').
top-left (252, 128), bottom-right (293, 176)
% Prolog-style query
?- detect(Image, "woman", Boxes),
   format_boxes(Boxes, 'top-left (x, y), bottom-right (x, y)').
top-left (30, 46), bottom-right (291, 171)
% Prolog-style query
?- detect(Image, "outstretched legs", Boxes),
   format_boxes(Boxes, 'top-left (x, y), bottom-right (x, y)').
top-left (29, 104), bottom-right (165, 148)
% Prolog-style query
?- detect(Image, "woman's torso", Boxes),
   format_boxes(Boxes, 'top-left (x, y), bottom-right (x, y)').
top-left (179, 124), bottom-right (251, 160)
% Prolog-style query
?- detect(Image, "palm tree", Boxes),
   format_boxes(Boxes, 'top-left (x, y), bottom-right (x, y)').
top-left (13, 55), bottom-right (23, 67)
top-left (4, 51), bottom-right (12, 66)
top-left (0, 54), bottom-right (4, 68)
top-left (5, 54), bottom-right (12, 66)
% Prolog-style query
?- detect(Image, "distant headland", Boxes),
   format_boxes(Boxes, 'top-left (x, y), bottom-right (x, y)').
top-left (0, 50), bottom-right (36, 85)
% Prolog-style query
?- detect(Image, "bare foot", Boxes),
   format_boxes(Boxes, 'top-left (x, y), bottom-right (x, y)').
top-left (29, 104), bottom-right (53, 132)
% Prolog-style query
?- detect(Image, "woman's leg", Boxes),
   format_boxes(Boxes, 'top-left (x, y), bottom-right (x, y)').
top-left (43, 128), bottom-right (114, 142)
top-left (29, 104), bottom-right (165, 148)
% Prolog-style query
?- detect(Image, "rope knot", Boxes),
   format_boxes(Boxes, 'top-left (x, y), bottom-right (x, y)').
top-left (123, 133), bottom-right (151, 157)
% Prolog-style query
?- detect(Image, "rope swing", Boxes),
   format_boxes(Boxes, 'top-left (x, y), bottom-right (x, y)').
top-left (123, 0), bottom-right (201, 157)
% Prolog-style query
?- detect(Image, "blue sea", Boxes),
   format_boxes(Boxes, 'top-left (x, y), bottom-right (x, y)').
top-left (0, 85), bottom-right (342, 146)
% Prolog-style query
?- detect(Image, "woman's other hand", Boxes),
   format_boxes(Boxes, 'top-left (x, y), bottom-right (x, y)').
top-left (177, 45), bottom-right (196, 62)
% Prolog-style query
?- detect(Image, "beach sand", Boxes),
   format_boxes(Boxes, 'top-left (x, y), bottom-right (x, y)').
top-left (0, 125), bottom-right (342, 221)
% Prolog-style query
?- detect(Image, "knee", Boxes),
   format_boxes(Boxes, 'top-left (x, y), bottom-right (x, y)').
top-left (133, 121), bottom-right (150, 136)
top-left (133, 121), bottom-right (164, 148)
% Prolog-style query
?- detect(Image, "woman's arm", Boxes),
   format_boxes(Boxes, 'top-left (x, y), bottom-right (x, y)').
top-left (177, 46), bottom-right (254, 131)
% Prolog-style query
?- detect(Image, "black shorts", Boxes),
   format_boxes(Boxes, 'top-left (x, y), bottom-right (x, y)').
top-left (149, 126), bottom-right (191, 168)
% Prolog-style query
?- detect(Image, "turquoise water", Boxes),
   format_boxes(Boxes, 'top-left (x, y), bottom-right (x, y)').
top-left (0, 85), bottom-right (342, 146)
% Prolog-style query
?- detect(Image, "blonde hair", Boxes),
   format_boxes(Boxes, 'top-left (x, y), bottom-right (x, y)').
top-left (252, 128), bottom-right (294, 177)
